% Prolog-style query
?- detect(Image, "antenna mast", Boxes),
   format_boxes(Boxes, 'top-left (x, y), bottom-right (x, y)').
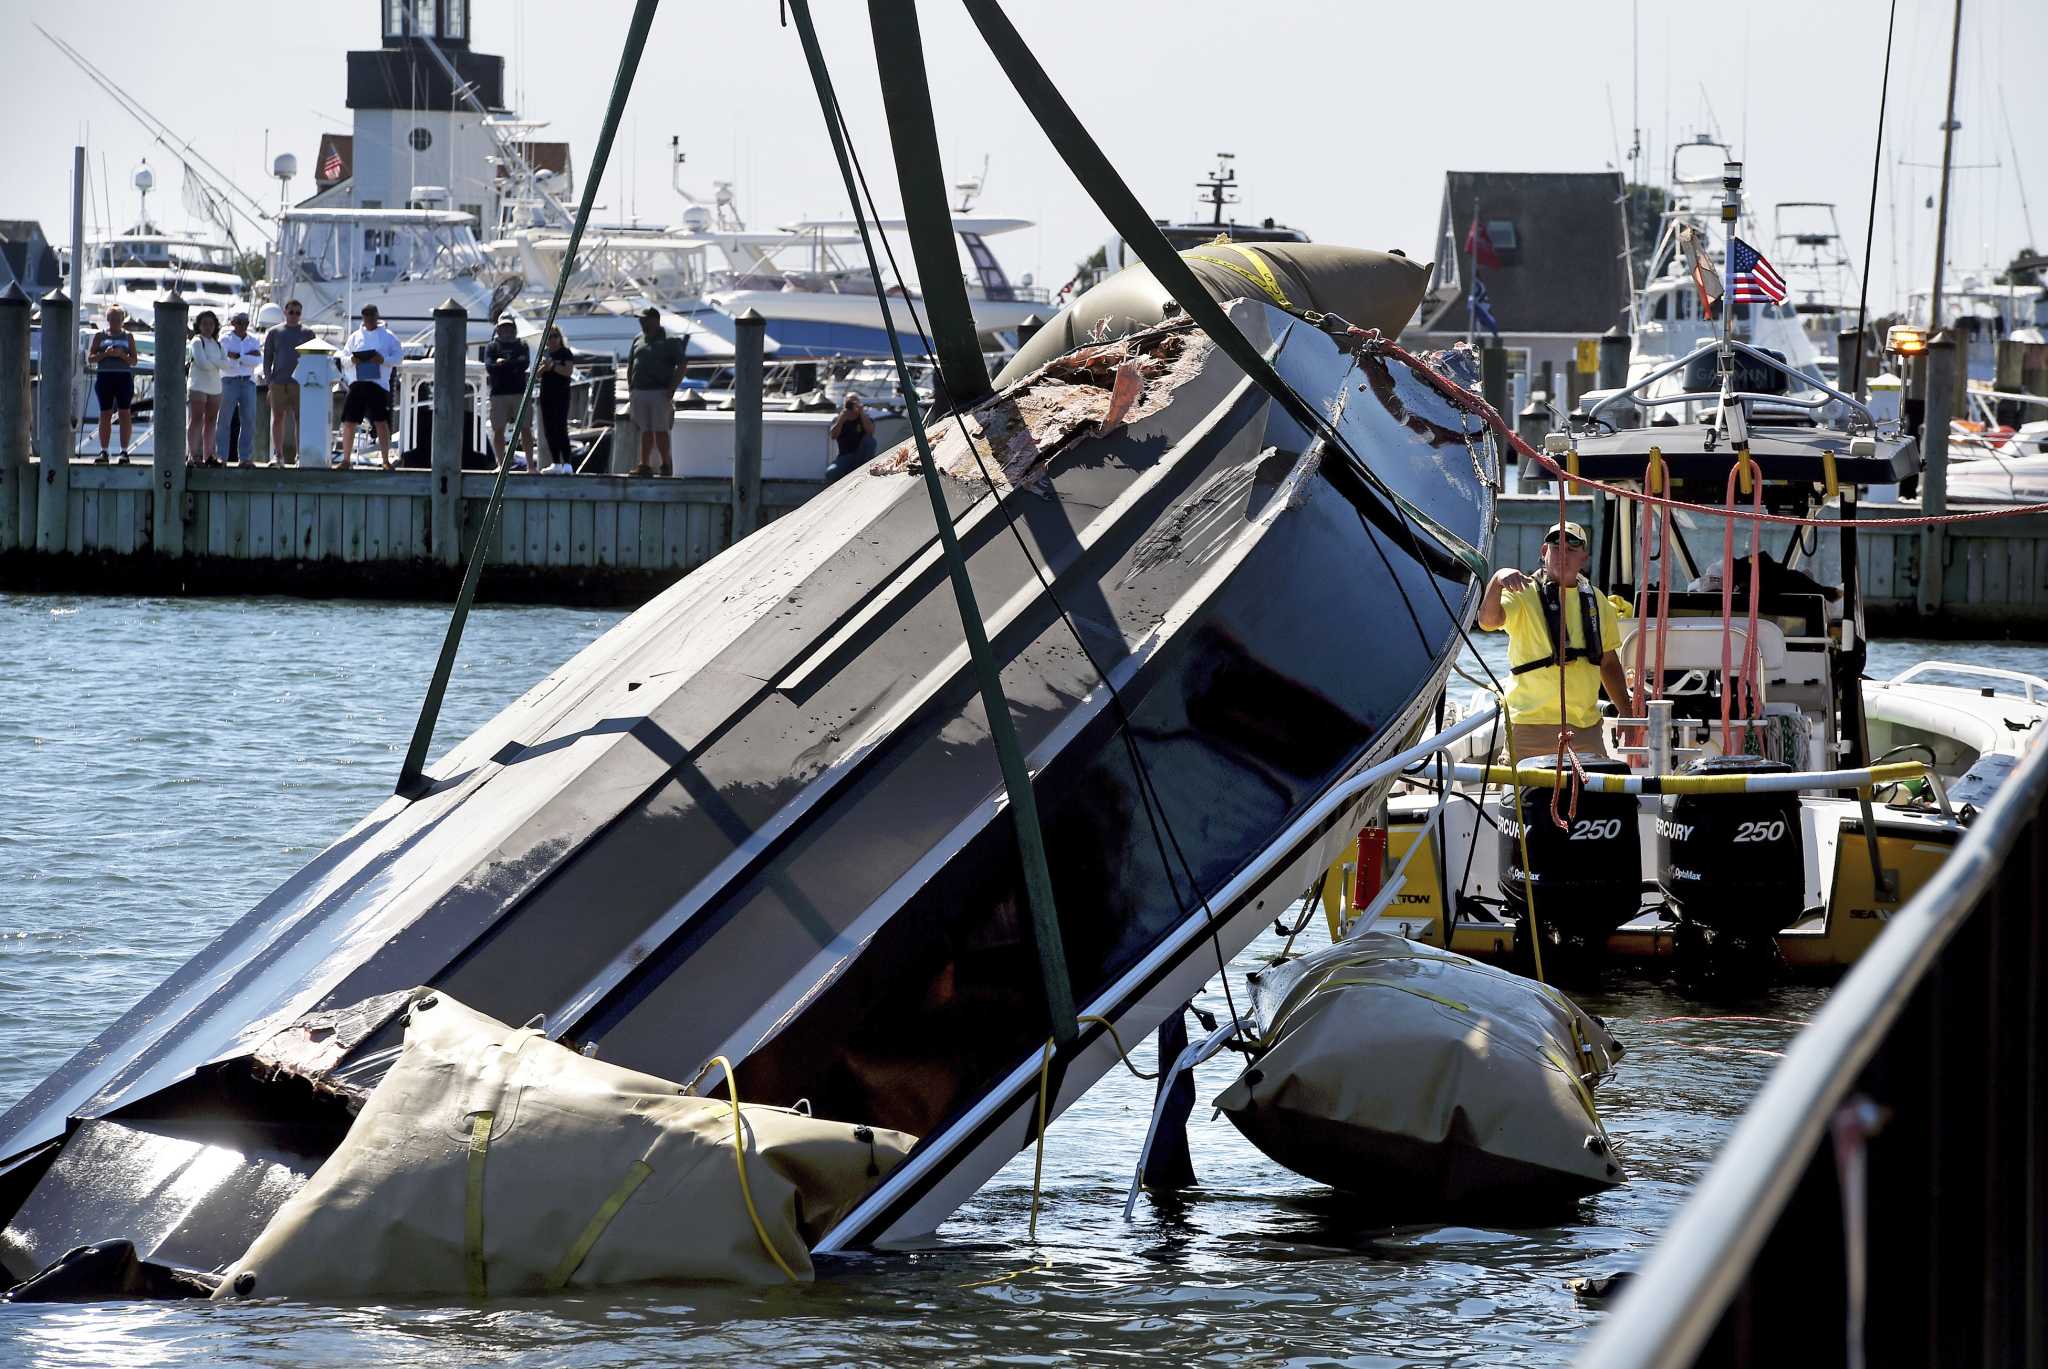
top-left (1197, 153), bottom-right (1238, 229)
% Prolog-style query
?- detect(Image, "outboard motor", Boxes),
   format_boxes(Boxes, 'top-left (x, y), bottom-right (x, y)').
top-left (1657, 755), bottom-right (1803, 991)
top-left (1496, 757), bottom-right (1642, 979)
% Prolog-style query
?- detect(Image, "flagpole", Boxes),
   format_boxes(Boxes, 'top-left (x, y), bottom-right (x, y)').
top-left (1465, 197), bottom-right (1477, 351)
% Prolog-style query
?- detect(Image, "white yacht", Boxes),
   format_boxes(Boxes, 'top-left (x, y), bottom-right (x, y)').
top-left (267, 207), bottom-right (499, 335)
top-left (1904, 270), bottom-right (2047, 384)
top-left (1630, 137), bottom-right (1822, 397)
top-left (69, 165), bottom-right (251, 325)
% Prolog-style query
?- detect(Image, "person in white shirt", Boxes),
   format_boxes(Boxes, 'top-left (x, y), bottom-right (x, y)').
top-left (187, 310), bottom-right (227, 465)
top-left (339, 305), bottom-right (405, 470)
top-left (217, 310), bottom-right (264, 465)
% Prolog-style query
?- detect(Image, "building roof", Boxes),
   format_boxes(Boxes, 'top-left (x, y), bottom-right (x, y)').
top-left (0, 220), bottom-right (61, 296)
top-left (1416, 171), bottom-right (1631, 338)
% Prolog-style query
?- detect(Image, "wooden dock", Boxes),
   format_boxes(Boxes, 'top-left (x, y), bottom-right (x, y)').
top-left (0, 459), bottom-right (818, 603)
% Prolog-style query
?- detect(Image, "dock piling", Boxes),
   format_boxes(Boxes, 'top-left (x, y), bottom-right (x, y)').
top-left (34, 289), bottom-right (74, 555)
top-left (1480, 344), bottom-right (1508, 420)
top-left (152, 292), bottom-right (188, 558)
top-left (1515, 400), bottom-right (1549, 493)
top-left (431, 299), bottom-right (467, 566)
top-left (732, 308), bottom-right (764, 541)
top-left (0, 284), bottom-right (29, 553)
top-left (1919, 329), bottom-right (1956, 615)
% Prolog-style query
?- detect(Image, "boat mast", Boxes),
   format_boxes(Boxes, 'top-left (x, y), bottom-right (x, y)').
top-left (1926, 0), bottom-right (1965, 331)
top-left (1197, 154), bottom-right (1237, 229)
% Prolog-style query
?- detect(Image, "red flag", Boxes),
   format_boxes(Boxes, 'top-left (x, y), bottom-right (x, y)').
top-left (1464, 211), bottom-right (1501, 270)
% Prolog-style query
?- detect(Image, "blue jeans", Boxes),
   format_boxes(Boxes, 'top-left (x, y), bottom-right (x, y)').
top-left (218, 377), bottom-right (257, 462)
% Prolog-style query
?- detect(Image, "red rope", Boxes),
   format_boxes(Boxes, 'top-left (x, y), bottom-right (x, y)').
top-left (1718, 454), bottom-right (1766, 754)
top-left (1341, 328), bottom-right (2048, 528)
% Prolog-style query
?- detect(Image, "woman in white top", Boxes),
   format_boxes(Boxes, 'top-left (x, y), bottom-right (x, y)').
top-left (188, 311), bottom-right (226, 465)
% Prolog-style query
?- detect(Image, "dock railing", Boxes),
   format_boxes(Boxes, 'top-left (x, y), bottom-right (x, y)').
top-left (1580, 737), bottom-right (2047, 1369)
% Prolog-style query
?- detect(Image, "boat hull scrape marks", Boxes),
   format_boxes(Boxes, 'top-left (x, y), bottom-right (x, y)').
top-left (1219, 934), bottom-right (1624, 1215)
top-left (0, 290), bottom-right (1494, 1288)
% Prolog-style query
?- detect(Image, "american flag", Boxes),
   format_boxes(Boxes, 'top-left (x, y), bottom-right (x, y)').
top-left (1729, 237), bottom-right (1787, 305)
top-left (320, 144), bottom-right (343, 181)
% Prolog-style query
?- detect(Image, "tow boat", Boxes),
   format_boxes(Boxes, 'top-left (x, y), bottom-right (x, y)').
top-left (0, 244), bottom-right (1501, 1287)
top-left (1342, 338), bottom-right (2047, 983)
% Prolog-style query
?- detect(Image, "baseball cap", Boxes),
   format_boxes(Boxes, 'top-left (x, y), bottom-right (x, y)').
top-left (1544, 521), bottom-right (1587, 546)
top-left (639, 307), bottom-right (661, 321)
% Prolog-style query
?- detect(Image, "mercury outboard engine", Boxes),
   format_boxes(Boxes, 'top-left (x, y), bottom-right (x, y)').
top-left (1497, 757), bottom-right (1642, 979)
top-left (1657, 755), bottom-right (1803, 991)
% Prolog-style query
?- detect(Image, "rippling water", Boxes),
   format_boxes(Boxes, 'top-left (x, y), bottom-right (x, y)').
top-left (0, 595), bottom-right (2035, 1366)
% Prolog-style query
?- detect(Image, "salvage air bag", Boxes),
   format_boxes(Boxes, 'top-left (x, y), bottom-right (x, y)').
top-left (212, 992), bottom-right (915, 1300)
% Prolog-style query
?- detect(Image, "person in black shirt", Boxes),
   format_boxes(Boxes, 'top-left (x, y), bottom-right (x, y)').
top-left (482, 318), bottom-right (533, 470)
top-left (828, 394), bottom-right (877, 480)
top-left (537, 325), bottom-right (576, 471)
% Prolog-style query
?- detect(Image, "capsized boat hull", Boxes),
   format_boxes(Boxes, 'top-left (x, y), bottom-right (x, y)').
top-left (1217, 934), bottom-right (1623, 1213)
top-left (1, 297), bottom-right (1494, 1280)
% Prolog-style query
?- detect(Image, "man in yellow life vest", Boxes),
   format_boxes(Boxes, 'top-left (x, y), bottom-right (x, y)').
top-left (1477, 521), bottom-right (1637, 762)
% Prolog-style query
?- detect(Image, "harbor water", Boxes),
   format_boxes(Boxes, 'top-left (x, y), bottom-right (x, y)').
top-left (0, 594), bottom-right (2040, 1367)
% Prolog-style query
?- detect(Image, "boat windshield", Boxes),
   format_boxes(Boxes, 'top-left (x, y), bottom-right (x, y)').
top-left (94, 238), bottom-right (241, 273)
top-left (278, 217), bottom-right (490, 286)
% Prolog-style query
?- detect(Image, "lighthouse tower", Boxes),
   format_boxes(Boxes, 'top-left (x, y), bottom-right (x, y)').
top-left (342, 0), bottom-right (506, 228)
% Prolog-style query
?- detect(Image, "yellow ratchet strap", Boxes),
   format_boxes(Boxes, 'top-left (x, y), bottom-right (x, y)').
top-left (1566, 447), bottom-right (1582, 492)
top-left (544, 1160), bottom-right (655, 1292)
top-left (1645, 446), bottom-right (1666, 496)
top-left (464, 1111), bottom-right (494, 1298)
top-left (1180, 242), bottom-right (1293, 309)
top-left (1736, 445), bottom-right (1757, 495)
top-left (1821, 449), bottom-right (1839, 500)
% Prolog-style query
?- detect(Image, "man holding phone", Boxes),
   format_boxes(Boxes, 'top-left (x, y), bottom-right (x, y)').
top-left (339, 305), bottom-right (404, 470)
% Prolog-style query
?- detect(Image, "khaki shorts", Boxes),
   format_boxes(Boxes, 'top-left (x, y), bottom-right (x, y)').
top-left (490, 393), bottom-right (532, 429)
top-left (627, 389), bottom-right (673, 433)
top-left (1506, 723), bottom-right (1612, 764)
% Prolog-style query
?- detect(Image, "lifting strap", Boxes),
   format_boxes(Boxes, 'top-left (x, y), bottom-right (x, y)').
top-left (1507, 577), bottom-right (1604, 676)
top-left (1182, 242), bottom-right (1294, 310)
top-left (865, 0), bottom-right (992, 409)
top-left (957, 0), bottom-right (1487, 583)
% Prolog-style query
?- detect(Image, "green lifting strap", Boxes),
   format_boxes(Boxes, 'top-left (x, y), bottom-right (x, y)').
top-left (395, 0), bottom-right (661, 799)
top-left (865, 0), bottom-right (993, 410)
top-left (788, 0), bottom-right (1077, 1048)
top-left (957, 0), bottom-right (1487, 584)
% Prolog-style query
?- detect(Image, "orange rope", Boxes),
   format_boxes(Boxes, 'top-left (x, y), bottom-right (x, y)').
top-left (1717, 451), bottom-right (1766, 754)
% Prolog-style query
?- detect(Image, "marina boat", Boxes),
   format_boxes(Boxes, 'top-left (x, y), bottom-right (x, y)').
top-left (0, 245), bottom-right (1497, 1287)
top-left (1072, 155), bottom-right (1311, 300)
top-left (1769, 202), bottom-right (1857, 377)
top-left (1353, 339), bottom-right (2048, 983)
top-left (1631, 138), bottom-right (1824, 399)
top-left (268, 207), bottom-right (501, 336)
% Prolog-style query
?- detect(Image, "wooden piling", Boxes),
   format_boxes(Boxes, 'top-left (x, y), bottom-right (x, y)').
top-left (1480, 344), bottom-right (1507, 418)
top-left (732, 308), bottom-right (764, 541)
top-left (1515, 400), bottom-right (1549, 493)
top-left (151, 292), bottom-right (188, 557)
top-left (34, 289), bottom-right (74, 555)
top-left (0, 284), bottom-right (29, 553)
top-left (431, 299), bottom-right (466, 565)
top-left (1919, 329), bottom-right (1957, 615)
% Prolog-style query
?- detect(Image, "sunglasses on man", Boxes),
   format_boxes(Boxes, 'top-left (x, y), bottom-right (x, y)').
top-left (1544, 532), bottom-right (1587, 549)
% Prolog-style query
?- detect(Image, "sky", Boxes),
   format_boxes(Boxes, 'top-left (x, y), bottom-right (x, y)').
top-left (4, 0), bottom-right (2043, 316)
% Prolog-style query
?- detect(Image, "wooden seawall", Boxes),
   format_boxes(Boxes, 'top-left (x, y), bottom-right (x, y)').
top-left (0, 459), bottom-right (817, 604)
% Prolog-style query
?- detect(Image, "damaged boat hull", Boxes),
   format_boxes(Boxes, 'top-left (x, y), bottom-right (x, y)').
top-left (1, 297), bottom-right (1496, 1280)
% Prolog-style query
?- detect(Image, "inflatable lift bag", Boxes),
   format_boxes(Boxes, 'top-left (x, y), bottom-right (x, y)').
top-left (1216, 934), bottom-right (1625, 1206)
top-left (214, 993), bottom-right (916, 1299)
top-left (997, 243), bottom-right (1432, 386)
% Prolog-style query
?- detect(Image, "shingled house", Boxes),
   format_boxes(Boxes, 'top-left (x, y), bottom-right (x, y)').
top-left (1410, 171), bottom-right (1632, 413)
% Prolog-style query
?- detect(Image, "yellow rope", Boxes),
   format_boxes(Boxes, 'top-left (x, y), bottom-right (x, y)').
top-left (707, 1054), bottom-right (800, 1282)
top-left (1027, 1038), bottom-right (1054, 1244)
top-left (1504, 713), bottom-right (1549, 985)
top-left (1076, 1013), bottom-right (1159, 1081)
